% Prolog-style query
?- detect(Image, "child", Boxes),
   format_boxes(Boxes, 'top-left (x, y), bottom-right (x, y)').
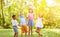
top-left (19, 12), bottom-right (27, 37)
top-left (27, 9), bottom-right (34, 37)
top-left (36, 13), bottom-right (44, 37)
top-left (11, 15), bottom-right (19, 37)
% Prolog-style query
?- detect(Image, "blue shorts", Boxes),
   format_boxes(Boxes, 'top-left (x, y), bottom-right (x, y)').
top-left (28, 20), bottom-right (34, 27)
top-left (13, 26), bottom-right (18, 33)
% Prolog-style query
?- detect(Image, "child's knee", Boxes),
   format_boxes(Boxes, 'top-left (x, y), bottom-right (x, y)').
top-left (15, 32), bottom-right (18, 34)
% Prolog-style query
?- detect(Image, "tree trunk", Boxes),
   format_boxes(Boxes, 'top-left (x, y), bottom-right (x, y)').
top-left (1, 0), bottom-right (5, 27)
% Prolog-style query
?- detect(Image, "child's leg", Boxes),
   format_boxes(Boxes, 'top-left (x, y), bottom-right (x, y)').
top-left (21, 32), bottom-right (23, 37)
top-left (28, 26), bottom-right (30, 37)
top-left (38, 28), bottom-right (42, 37)
top-left (31, 26), bottom-right (33, 37)
top-left (31, 20), bottom-right (34, 37)
top-left (21, 26), bottom-right (24, 37)
top-left (36, 27), bottom-right (40, 33)
top-left (15, 32), bottom-right (18, 37)
top-left (25, 32), bottom-right (27, 37)
top-left (24, 25), bottom-right (27, 37)
top-left (28, 26), bottom-right (32, 37)
top-left (35, 27), bottom-right (41, 37)
top-left (15, 33), bottom-right (18, 37)
top-left (38, 29), bottom-right (40, 37)
top-left (21, 30), bottom-right (23, 37)
top-left (39, 28), bottom-right (42, 36)
top-left (28, 20), bottom-right (34, 37)
top-left (13, 26), bottom-right (18, 37)
top-left (14, 32), bottom-right (16, 37)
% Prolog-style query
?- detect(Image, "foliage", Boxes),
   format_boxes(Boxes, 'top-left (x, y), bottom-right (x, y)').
top-left (0, 0), bottom-right (60, 28)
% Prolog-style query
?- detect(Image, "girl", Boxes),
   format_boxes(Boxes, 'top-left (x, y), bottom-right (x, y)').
top-left (27, 9), bottom-right (34, 37)
top-left (36, 13), bottom-right (44, 37)
top-left (19, 12), bottom-right (27, 37)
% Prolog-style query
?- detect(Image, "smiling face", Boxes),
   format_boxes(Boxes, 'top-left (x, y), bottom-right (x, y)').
top-left (29, 8), bottom-right (33, 13)
top-left (19, 12), bottom-right (24, 17)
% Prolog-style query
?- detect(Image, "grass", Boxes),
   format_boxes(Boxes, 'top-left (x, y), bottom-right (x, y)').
top-left (0, 29), bottom-right (60, 37)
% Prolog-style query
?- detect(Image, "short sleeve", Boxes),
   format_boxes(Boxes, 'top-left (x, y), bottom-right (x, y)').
top-left (11, 20), bottom-right (18, 26)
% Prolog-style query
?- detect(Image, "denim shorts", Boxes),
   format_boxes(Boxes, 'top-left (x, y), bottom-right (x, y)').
top-left (28, 20), bottom-right (34, 27)
top-left (13, 26), bottom-right (18, 33)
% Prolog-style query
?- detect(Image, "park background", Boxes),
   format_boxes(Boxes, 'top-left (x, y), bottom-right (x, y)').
top-left (0, 0), bottom-right (60, 37)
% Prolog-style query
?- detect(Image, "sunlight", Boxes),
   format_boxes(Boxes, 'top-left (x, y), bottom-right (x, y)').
top-left (26, 0), bottom-right (33, 6)
top-left (46, 0), bottom-right (55, 6)
top-left (4, 0), bottom-right (12, 8)
top-left (37, 0), bottom-right (41, 4)
top-left (0, 0), bottom-right (60, 37)
top-left (26, 0), bottom-right (34, 9)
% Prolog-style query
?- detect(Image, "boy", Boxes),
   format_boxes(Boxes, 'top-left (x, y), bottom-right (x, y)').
top-left (19, 12), bottom-right (28, 37)
top-left (11, 15), bottom-right (19, 37)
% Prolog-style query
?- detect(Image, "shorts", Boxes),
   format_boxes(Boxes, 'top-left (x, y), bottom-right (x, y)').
top-left (28, 20), bottom-right (34, 27)
top-left (21, 25), bottom-right (27, 33)
top-left (13, 26), bottom-right (18, 33)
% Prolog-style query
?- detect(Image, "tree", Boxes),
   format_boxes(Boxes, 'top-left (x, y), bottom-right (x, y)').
top-left (1, 0), bottom-right (5, 27)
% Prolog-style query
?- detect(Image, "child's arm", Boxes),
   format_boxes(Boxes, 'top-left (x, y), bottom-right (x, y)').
top-left (18, 24), bottom-right (20, 26)
top-left (26, 13), bottom-right (29, 21)
top-left (33, 13), bottom-right (37, 20)
top-left (26, 17), bottom-right (28, 26)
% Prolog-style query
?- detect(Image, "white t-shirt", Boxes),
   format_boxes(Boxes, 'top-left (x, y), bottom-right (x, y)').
top-left (11, 19), bottom-right (18, 26)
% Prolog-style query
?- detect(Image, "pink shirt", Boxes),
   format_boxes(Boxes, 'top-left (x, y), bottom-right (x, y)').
top-left (28, 13), bottom-right (34, 20)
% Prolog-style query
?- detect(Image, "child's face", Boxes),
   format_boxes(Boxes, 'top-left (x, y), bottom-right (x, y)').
top-left (20, 12), bottom-right (24, 17)
top-left (29, 9), bottom-right (33, 13)
top-left (13, 16), bottom-right (16, 19)
top-left (39, 13), bottom-right (43, 18)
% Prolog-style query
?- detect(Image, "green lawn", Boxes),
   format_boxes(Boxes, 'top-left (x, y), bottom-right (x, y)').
top-left (0, 29), bottom-right (60, 37)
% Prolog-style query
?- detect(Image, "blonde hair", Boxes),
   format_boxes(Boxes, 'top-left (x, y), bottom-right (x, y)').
top-left (19, 11), bottom-right (24, 17)
top-left (29, 8), bottom-right (33, 13)
top-left (38, 12), bottom-right (43, 17)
